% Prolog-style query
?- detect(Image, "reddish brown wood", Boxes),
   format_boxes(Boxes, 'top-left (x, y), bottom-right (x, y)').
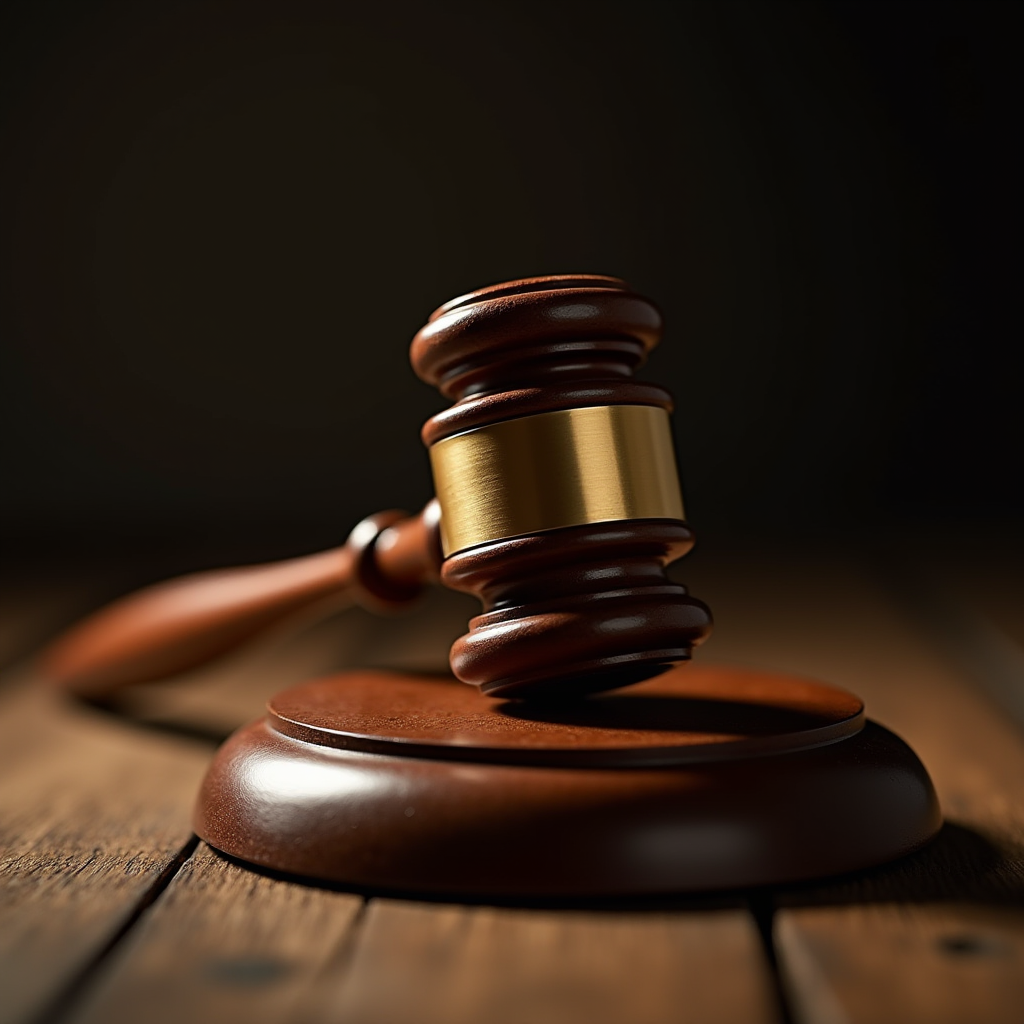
top-left (411, 274), bottom-right (663, 400)
top-left (194, 665), bottom-right (941, 896)
top-left (42, 503), bottom-right (443, 697)
top-left (442, 520), bottom-right (710, 699)
top-left (411, 275), bottom-right (711, 698)
top-left (268, 663), bottom-right (865, 766)
top-left (40, 274), bottom-right (710, 700)
top-left (422, 380), bottom-right (677, 447)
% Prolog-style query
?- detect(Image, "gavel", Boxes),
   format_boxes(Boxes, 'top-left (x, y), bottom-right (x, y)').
top-left (43, 274), bottom-right (712, 701)
top-left (41, 275), bottom-right (941, 897)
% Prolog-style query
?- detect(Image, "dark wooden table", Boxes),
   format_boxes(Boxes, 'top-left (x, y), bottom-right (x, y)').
top-left (3, 535), bottom-right (1023, 1023)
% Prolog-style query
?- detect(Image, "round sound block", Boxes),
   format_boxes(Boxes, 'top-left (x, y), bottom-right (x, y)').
top-left (194, 665), bottom-right (941, 897)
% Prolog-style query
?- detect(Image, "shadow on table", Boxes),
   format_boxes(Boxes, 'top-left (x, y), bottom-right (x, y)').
top-left (770, 821), bottom-right (1024, 909)
top-left (83, 692), bottom-right (236, 745)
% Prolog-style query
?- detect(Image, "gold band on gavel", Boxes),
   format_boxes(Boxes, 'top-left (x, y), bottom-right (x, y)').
top-left (429, 405), bottom-right (686, 557)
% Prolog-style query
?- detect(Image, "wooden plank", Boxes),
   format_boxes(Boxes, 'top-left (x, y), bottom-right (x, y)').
top-left (681, 547), bottom-right (1024, 1024)
top-left (777, 904), bottom-right (1024, 1024)
top-left (331, 899), bottom-right (779, 1024)
top-left (46, 585), bottom-right (779, 1024)
top-left (65, 844), bottom-right (363, 1024)
top-left (0, 682), bottom-right (211, 1024)
top-left (0, 575), bottom-right (459, 1024)
top-left (18, 543), bottom-right (1022, 1023)
top-left (683, 546), bottom-right (1024, 841)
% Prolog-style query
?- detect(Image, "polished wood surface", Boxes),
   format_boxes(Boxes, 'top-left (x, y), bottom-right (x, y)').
top-left (266, 664), bottom-right (865, 765)
top-left (194, 666), bottom-right (937, 895)
top-left (441, 519), bottom-right (709, 698)
top-left (414, 275), bottom-right (710, 698)
top-left (39, 275), bottom-right (711, 700)
top-left (3, 541), bottom-right (1022, 1023)
top-left (410, 274), bottom-right (663, 403)
top-left (41, 504), bottom-right (443, 697)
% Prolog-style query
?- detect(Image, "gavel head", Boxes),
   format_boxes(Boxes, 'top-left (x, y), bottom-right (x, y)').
top-left (411, 274), bottom-right (712, 700)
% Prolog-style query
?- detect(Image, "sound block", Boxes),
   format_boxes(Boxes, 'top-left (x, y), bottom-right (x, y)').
top-left (194, 665), bottom-right (940, 897)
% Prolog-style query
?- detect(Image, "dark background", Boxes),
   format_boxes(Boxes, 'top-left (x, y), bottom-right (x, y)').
top-left (1, 0), bottom-right (1020, 572)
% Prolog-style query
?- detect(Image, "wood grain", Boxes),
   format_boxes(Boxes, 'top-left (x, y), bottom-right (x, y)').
top-left (682, 547), bottom-right (1024, 1023)
top-left (0, 683), bottom-right (210, 1024)
top-left (777, 904), bottom-right (1024, 1024)
top-left (53, 846), bottom-right (779, 1024)
top-left (32, 571), bottom-right (780, 1022)
top-left (5, 542), bottom-right (1022, 1024)
top-left (0, 581), bottom-right (465, 1024)
top-left (66, 845), bottom-right (363, 1024)
top-left (332, 900), bottom-right (779, 1024)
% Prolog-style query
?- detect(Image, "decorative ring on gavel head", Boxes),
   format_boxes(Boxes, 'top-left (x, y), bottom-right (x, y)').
top-left (410, 274), bottom-right (713, 700)
top-left (429, 404), bottom-right (685, 557)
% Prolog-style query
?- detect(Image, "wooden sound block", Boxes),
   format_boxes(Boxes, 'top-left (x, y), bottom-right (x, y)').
top-left (194, 665), bottom-right (941, 897)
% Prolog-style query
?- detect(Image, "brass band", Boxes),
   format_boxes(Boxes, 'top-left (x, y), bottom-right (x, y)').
top-left (429, 404), bottom-right (686, 556)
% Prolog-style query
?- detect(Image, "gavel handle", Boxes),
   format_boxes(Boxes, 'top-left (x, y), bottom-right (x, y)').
top-left (41, 501), bottom-right (444, 698)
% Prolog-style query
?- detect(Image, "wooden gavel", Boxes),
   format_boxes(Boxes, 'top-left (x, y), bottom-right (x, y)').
top-left (43, 275), bottom-right (712, 701)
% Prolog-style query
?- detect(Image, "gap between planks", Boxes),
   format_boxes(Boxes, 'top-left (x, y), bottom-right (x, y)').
top-left (62, 843), bottom-right (779, 1024)
top-left (776, 903), bottom-right (1024, 1024)
top-left (682, 547), bottom-right (1024, 1024)
top-left (29, 835), bottom-right (201, 1024)
top-left (12, 545), bottom-right (1023, 1022)
top-left (0, 683), bottom-right (211, 1024)
top-left (15, 582), bottom-right (783, 1024)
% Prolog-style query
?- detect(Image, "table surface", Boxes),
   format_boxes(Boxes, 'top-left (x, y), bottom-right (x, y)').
top-left (2, 534), bottom-right (1023, 1024)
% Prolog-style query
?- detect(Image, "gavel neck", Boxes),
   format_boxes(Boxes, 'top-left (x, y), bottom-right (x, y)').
top-left (41, 501), bottom-right (443, 697)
